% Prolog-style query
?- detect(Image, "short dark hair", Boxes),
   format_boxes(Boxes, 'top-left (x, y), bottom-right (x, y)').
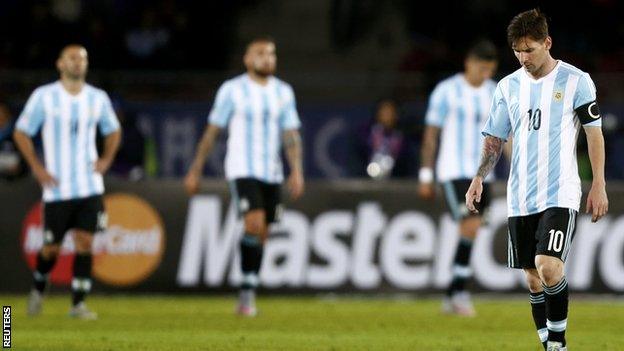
top-left (507, 9), bottom-right (549, 47)
top-left (466, 39), bottom-right (498, 61)
top-left (246, 35), bottom-right (275, 51)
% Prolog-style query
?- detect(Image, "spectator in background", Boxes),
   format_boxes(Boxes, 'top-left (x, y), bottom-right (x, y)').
top-left (107, 98), bottom-right (147, 181)
top-left (125, 8), bottom-right (171, 67)
top-left (603, 113), bottom-right (624, 179)
top-left (357, 98), bottom-right (411, 179)
top-left (0, 103), bottom-right (26, 180)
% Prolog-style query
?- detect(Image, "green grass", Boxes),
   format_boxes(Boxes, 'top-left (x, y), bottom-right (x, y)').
top-left (2, 294), bottom-right (623, 350)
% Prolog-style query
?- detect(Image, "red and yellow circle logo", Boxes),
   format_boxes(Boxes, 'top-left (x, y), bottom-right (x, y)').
top-left (21, 193), bottom-right (165, 287)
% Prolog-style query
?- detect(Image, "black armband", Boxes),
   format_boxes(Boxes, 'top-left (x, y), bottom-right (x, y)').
top-left (575, 100), bottom-right (601, 125)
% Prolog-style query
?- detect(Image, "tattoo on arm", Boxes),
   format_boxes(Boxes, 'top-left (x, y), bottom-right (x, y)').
top-left (284, 130), bottom-right (303, 172)
top-left (476, 136), bottom-right (504, 178)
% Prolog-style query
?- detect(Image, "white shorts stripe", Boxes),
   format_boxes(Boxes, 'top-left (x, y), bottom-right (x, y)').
top-left (562, 209), bottom-right (576, 261)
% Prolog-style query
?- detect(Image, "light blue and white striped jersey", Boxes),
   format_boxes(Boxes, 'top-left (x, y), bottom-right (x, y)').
top-left (208, 74), bottom-right (301, 184)
top-left (425, 73), bottom-right (497, 182)
top-left (16, 81), bottom-right (120, 202)
top-left (483, 61), bottom-right (600, 216)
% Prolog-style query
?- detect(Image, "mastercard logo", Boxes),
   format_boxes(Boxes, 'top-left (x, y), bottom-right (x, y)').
top-left (21, 193), bottom-right (165, 287)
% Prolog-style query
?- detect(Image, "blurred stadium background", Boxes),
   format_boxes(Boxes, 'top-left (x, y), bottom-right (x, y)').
top-left (0, 0), bottom-right (623, 350)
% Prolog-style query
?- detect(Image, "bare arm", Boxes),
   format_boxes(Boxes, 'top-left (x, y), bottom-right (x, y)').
top-left (584, 126), bottom-right (608, 222)
top-left (188, 124), bottom-right (221, 174)
top-left (283, 129), bottom-right (303, 174)
top-left (283, 129), bottom-right (304, 200)
top-left (13, 130), bottom-right (45, 172)
top-left (184, 124), bottom-right (221, 194)
top-left (585, 127), bottom-right (606, 186)
top-left (465, 135), bottom-right (504, 213)
top-left (419, 125), bottom-right (440, 170)
top-left (95, 129), bottom-right (122, 173)
top-left (417, 125), bottom-right (440, 199)
top-left (13, 129), bottom-right (57, 187)
top-left (476, 136), bottom-right (504, 179)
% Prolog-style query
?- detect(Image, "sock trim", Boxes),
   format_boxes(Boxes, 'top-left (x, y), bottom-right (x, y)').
top-left (71, 278), bottom-right (92, 292)
top-left (241, 234), bottom-right (261, 246)
top-left (546, 318), bottom-right (567, 332)
top-left (543, 277), bottom-right (568, 295)
top-left (537, 327), bottom-right (549, 342)
top-left (33, 271), bottom-right (49, 282)
top-left (458, 237), bottom-right (474, 245)
top-left (529, 292), bottom-right (545, 304)
top-left (242, 273), bottom-right (259, 288)
top-left (452, 265), bottom-right (473, 278)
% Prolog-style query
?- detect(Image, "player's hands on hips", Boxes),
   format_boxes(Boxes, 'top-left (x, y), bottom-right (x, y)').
top-left (465, 176), bottom-right (483, 214)
top-left (287, 170), bottom-right (304, 200)
top-left (94, 157), bottom-right (113, 174)
top-left (184, 171), bottom-right (200, 196)
top-left (586, 181), bottom-right (608, 222)
top-left (418, 182), bottom-right (435, 200)
top-left (33, 164), bottom-right (58, 188)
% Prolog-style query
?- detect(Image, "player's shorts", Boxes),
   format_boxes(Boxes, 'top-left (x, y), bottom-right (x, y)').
top-left (43, 195), bottom-right (106, 245)
top-left (442, 179), bottom-right (490, 221)
top-left (507, 207), bottom-right (578, 269)
top-left (229, 178), bottom-right (282, 223)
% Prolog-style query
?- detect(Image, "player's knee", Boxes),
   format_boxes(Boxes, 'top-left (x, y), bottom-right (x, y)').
top-left (524, 270), bottom-right (542, 292)
top-left (74, 231), bottom-right (94, 253)
top-left (536, 260), bottom-right (563, 286)
top-left (246, 222), bottom-right (266, 236)
top-left (459, 217), bottom-right (481, 238)
top-left (42, 245), bottom-right (61, 259)
top-left (244, 212), bottom-right (266, 235)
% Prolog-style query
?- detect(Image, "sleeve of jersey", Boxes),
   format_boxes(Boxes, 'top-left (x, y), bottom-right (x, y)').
top-left (98, 93), bottom-right (121, 135)
top-left (279, 85), bottom-right (301, 130)
top-left (15, 89), bottom-right (45, 136)
top-left (574, 73), bottom-right (601, 127)
top-left (208, 83), bottom-right (234, 128)
top-left (481, 84), bottom-right (511, 141)
top-left (424, 84), bottom-right (448, 127)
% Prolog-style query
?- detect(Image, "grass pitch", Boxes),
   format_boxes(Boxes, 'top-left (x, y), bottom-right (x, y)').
top-left (2, 294), bottom-right (623, 350)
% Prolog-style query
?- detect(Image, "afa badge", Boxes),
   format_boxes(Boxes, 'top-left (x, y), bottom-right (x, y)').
top-left (553, 91), bottom-right (563, 102)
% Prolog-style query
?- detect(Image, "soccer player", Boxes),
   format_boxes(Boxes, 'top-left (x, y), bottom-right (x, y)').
top-left (465, 9), bottom-right (608, 351)
top-left (418, 40), bottom-right (498, 316)
top-left (14, 45), bottom-right (121, 319)
top-left (184, 36), bottom-right (304, 317)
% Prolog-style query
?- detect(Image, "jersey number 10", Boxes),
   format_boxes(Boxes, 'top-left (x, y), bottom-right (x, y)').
top-left (527, 108), bottom-right (542, 131)
top-left (547, 229), bottom-right (564, 252)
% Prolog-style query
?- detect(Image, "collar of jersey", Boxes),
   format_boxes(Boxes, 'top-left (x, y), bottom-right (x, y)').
top-left (56, 80), bottom-right (88, 99)
top-left (522, 60), bottom-right (561, 84)
top-left (244, 74), bottom-right (275, 89)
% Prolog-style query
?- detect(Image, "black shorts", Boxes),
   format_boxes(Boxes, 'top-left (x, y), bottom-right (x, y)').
top-left (507, 207), bottom-right (578, 269)
top-left (442, 179), bottom-right (490, 221)
top-left (43, 195), bottom-right (106, 245)
top-left (229, 178), bottom-right (282, 223)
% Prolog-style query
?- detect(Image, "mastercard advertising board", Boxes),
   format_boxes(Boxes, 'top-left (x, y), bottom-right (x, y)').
top-left (21, 193), bottom-right (165, 287)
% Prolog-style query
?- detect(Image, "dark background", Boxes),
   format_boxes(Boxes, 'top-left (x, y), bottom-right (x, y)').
top-left (0, 0), bottom-right (622, 179)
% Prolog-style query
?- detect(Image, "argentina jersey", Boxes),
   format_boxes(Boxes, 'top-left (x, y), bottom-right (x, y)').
top-left (483, 61), bottom-right (600, 216)
top-left (16, 81), bottom-right (120, 202)
top-left (425, 73), bottom-right (497, 183)
top-left (209, 74), bottom-right (301, 184)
